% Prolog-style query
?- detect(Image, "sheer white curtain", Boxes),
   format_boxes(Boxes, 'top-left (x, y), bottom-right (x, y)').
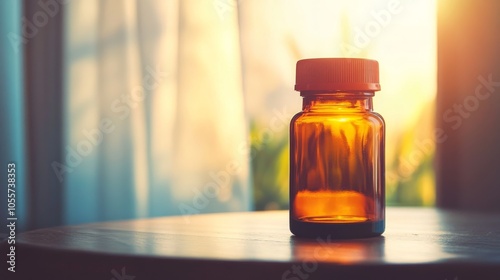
top-left (64, 0), bottom-right (250, 224)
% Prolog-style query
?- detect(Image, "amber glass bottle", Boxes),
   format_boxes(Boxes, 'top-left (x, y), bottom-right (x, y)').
top-left (290, 58), bottom-right (385, 238)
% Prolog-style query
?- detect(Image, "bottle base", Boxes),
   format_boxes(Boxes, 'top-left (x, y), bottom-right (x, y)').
top-left (290, 217), bottom-right (385, 239)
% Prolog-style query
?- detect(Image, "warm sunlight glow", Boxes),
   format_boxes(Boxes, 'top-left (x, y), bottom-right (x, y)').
top-left (294, 190), bottom-right (373, 222)
top-left (242, 0), bottom-right (437, 208)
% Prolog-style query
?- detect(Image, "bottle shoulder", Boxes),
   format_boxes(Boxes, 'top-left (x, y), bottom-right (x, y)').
top-left (291, 111), bottom-right (384, 125)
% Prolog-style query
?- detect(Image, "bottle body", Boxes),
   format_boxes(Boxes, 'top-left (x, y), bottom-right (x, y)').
top-left (290, 93), bottom-right (385, 238)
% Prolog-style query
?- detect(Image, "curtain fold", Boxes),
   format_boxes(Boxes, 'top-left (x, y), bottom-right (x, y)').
top-left (137, 0), bottom-right (179, 217)
top-left (64, 0), bottom-right (100, 224)
top-left (173, 0), bottom-right (251, 213)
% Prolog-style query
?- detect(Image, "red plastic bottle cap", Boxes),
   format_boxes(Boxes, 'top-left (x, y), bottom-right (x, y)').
top-left (295, 58), bottom-right (381, 92)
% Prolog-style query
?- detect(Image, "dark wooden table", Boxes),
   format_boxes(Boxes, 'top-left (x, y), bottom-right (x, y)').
top-left (2, 208), bottom-right (500, 279)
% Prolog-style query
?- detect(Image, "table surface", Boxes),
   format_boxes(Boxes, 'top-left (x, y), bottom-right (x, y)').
top-left (3, 208), bottom-right (500, 280)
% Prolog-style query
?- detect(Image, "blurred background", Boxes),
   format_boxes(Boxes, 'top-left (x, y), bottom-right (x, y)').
top-left (1, 0), bottom-right (499, 234)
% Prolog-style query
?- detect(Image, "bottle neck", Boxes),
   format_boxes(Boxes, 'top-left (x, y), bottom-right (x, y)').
top-left (301, 92), bottom-right (374, 113)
